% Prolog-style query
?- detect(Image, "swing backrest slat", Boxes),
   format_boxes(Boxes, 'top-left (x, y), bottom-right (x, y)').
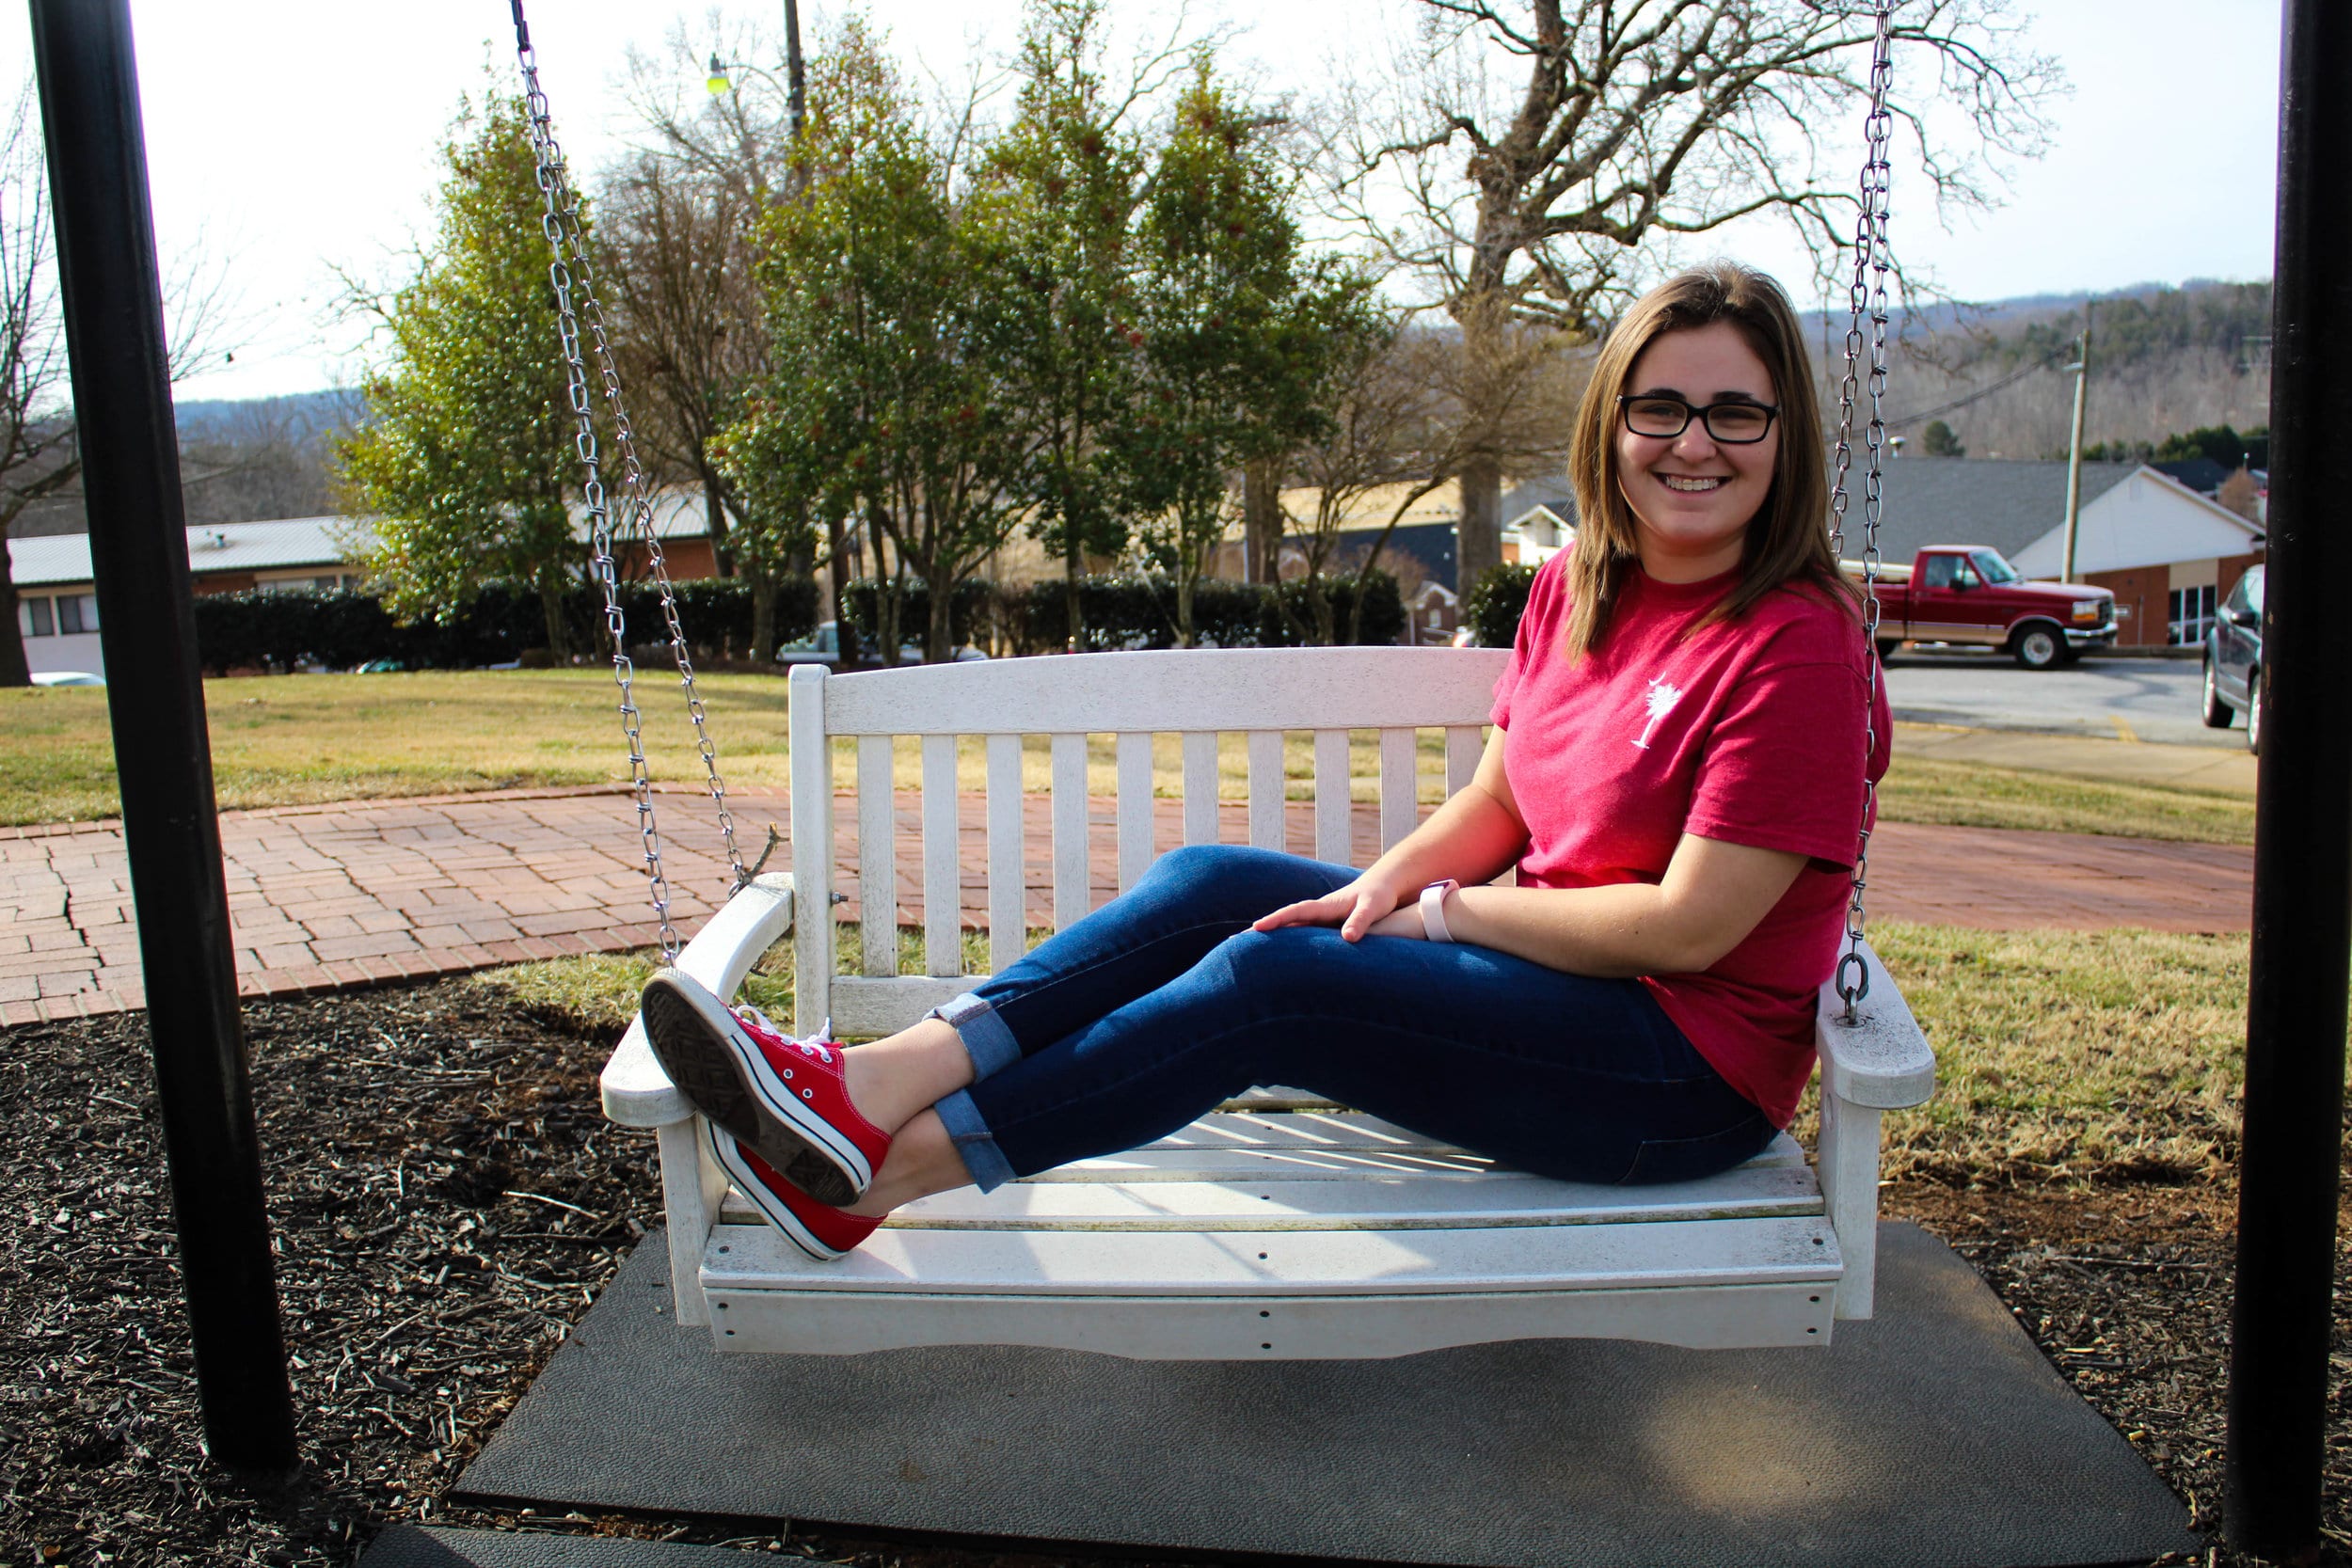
top-left (788, 648), bottom-right (1509, 1041)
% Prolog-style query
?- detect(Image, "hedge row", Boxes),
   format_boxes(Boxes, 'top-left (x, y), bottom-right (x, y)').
top-left (844, 571), bottom-right (1407, 656)
top-left (191, 577), bottom-right (821, 674)
top-left (1460, 562), bottom-right (1539, 651)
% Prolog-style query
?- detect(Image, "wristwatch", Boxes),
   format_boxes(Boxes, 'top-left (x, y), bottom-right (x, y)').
top-left (1419, 879), bottom-right (1461, 943)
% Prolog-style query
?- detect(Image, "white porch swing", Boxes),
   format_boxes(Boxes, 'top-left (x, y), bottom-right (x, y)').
top-left (510, 0), bottom-right (1935, 1357)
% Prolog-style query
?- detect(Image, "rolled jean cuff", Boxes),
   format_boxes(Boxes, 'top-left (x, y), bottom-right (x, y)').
top-left (932, 1089), bottom-right (1016, 1194)
top-left (929, 990), bottom-right (1021, 1080)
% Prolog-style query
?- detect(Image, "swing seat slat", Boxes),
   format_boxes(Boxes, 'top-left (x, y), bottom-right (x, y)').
top-left (598, 647), bottom-right (1934, 1357)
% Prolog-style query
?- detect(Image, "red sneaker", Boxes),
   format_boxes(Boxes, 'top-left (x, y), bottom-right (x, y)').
top-left (709, 1124), bottom-right (882, 1261)
top-left (640, 968), bottom-right (891, 1207)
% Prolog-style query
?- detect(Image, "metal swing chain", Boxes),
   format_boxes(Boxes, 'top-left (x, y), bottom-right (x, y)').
top-left (508, 3), bottom-right (750, 960)
top-left (1826, 0), bottom-right (1895, 1023)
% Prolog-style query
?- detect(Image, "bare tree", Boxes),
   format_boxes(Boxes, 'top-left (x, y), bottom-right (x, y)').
top-left (0, 87), bottom-right (77, 687)
top-left (1321, 0), bottom-right (2063, 590)
top-left (596, 151), bottom-right (777, 636)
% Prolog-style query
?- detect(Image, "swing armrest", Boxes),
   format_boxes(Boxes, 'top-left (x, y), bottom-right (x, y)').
top-left (600, 874), bottom-right (798, 1128)
top-left (1812, 939), bottom-right (1935, 1110)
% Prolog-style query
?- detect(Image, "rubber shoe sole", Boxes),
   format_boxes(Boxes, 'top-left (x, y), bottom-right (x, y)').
top-left (639, 973), bottom-right (872, 1207)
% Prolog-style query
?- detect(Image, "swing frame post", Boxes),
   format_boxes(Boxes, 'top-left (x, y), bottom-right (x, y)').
top-left (2224, 0), bottom-right (2352, 1555)
top-left (25, 0), bottom-right (297, 1474)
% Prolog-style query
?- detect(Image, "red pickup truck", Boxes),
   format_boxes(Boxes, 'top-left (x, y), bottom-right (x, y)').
top-left (1848, 546), bottom-right (2119, 670)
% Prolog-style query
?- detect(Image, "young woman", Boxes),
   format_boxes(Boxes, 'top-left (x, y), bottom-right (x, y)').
top-left (638, 261), bottom-right (1891, 1260)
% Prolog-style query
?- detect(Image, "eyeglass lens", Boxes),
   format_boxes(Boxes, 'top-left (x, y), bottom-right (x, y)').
top-left (1622, 396), bottom-right (1775, 443)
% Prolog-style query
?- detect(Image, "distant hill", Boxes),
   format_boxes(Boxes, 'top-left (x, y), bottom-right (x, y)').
top-left (11, 387), bottom-right (368, 538)
top-left (1804, 277), bottom-right (2270, 462)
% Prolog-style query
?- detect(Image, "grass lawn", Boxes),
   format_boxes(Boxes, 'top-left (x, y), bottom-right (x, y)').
top-left (481, 920), bottom-right (2249, 1192)
top-left (2, 667), bottom-right (2256, 845)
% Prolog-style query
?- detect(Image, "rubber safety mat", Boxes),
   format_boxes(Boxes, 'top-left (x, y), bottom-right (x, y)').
top-left (455, 1222), bottom-right (2196, 1568)
top-left (358, 1526), bottom-right (770, 1567)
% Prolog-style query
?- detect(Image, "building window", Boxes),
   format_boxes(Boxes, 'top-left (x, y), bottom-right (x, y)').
top-left (2168, 584), bottom-right (2217, 645)
top-left (54, 593), bottom-right (99, 635)
top-left (21, 595), bottom-right (54, 637)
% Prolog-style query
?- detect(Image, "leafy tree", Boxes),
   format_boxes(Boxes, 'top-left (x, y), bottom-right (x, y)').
top-left (1920, 419), bottom-right (1965, 457)
top-left (337, 93), bottom-right (581, 657)
top-left (724, 28), bottom-right (1029, 665)
top-left (981, 0), bottom-right (1165, 651)
top-left (1327, 0), bottom-right (2063, 591)
top-left (2154, 423), bottom-right (2262, 470)
top-left (1114, 64), bottom-right (1355, 647)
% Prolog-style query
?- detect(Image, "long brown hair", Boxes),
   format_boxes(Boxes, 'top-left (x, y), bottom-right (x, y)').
top-left (1561, 261), bottom-right (1855, 659)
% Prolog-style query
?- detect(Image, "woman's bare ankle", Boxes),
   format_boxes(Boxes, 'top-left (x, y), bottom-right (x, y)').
top-left (841, 1017), bottom-right (976, 1133)
top-left (844, 1110), bottom-right (966, 1217)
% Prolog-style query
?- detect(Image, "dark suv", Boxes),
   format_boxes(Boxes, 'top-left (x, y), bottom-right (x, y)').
top-left (2201, 564), bottom-right (2265, 753)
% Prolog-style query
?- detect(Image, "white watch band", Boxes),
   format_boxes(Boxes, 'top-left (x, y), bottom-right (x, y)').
top-left (1419, 879), bottom-right (1460, 943)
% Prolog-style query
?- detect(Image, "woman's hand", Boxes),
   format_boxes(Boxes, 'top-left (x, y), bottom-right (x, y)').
top-left (1252, 877), bottom-right (1422, 942)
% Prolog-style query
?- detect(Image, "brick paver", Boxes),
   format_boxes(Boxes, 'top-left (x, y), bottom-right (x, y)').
top-left (0, 784), bottom-right (2252, 1026)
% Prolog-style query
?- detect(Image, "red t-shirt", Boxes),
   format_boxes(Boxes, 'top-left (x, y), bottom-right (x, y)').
top-left (1489, 555), bottom-right (1891, 1126)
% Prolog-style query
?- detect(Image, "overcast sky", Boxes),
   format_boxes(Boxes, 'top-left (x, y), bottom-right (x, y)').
top-left (0, 0), bottom-right (2286, 404)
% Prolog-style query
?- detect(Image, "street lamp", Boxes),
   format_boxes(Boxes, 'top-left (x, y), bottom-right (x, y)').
top-left (706, 52), bottom-right (733, 96)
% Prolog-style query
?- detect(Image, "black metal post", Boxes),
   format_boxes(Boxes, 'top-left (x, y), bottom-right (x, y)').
top-left (27, 0), bottom-right (296, 1474)
top-left (2224, 0), bottom-right (2352, 1558)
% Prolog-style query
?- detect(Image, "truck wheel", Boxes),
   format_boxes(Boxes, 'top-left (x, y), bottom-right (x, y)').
top-left (2011, 624), bottom-right (2065, 671)
top-left (1875, 639), bottom-right (1900, 661)
top-left (2247, 671), bottom-right (2263, 756)
top-left (2201, 656), bottom-right (2234, 728)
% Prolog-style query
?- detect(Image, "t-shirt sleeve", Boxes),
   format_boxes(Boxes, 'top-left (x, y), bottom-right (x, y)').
top-left (1490, 557), bottom-right (1566, 728)
top-left (1684, 657), bottom-right (1870, 867)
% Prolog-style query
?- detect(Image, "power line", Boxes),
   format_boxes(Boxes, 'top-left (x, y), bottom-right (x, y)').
top-left (1883, 348), bottom-right (2074, 430)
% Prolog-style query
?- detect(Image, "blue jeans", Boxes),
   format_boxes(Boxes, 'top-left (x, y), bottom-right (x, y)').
top-left (926, 845), bottom-right (1774, 1192)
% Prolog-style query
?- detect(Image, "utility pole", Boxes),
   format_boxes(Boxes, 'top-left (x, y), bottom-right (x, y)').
top-left (2224, 0), bottom-right (2352, 1558)
top-left (2059, 300), bottom-right (2093, 583)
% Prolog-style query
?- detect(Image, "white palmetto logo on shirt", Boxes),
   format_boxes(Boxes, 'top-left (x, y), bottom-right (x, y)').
top-left (1633, 678), bottom-right (1685, 750)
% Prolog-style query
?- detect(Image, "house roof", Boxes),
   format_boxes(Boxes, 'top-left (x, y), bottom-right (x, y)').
top-left (2010, 463), bottom-right (2264, 578)
top-left (9, 515), bottom-right (377, 588)
top-left (1860, 457), bottom-right (2135, 562)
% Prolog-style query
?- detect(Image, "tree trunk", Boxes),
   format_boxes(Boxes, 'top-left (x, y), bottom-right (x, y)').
top-left (928, 570), bottom-right (957, 664)
top-left (700, 466), bottom-right (734, 577)
top-left (1456, 452), bottom-right (1502, 596)
top-left (824, 511), bottom-right (851, 653)
top-left (1243, 457), bottom-right (1282, 584)
top-left (1061, 530), bottom-right (1085, 653)
top-left (1173, 566), bottom-right (1196, 649)
top-left (0, 549), bottom-right (30, 687)
top-left (1309, 578), bottom-right (1336, 647)
top-left (538, 570), bottom-right (572, 661)
top-left (749, 571), bottom-right (778, 662)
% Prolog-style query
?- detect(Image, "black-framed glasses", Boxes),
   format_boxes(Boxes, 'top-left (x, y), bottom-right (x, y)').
top-left (1616, 394), bottom-right (1780, 445)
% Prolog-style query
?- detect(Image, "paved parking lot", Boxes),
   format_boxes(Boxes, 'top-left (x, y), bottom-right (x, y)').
top-left (1882, 653), bottom-right (2236, 749)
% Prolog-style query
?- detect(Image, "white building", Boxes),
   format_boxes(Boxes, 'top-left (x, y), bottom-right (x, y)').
top-left (11, 516), bottom-right (375, 678)
top-left (2009, 466), bottom-right (2265, 646)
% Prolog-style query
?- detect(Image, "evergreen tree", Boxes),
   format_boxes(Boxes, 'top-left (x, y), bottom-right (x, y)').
top-left (338, 94), bottom-right (581, 656)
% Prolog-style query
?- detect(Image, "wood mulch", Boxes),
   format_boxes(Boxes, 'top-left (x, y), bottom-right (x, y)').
top-left (0, 976), bottom-right (2343, 1568)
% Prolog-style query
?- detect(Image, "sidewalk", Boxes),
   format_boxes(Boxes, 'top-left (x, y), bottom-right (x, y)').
top-left (1897, 721), bottom-right (2259, 794)
top-left (0, 725), bottom-right (2255, 1026)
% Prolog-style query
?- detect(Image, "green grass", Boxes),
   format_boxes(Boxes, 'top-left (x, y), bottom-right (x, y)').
top-left (0, 668), bottom-right (2261, 847)
top-left (487, 922), bottom-right (2249, 1191)
top-left (1875, 755), bottom-right (2255, 847)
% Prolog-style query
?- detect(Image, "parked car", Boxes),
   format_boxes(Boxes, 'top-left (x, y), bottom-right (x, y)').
top-left (775, 621), bottom-right (988, 669)
top-left (2201, 563), bottom-right (2265, 753)
top-left (29, 671), bottom-right (103, 687)
top-left (1850, 546), bottom-right (2118, 670)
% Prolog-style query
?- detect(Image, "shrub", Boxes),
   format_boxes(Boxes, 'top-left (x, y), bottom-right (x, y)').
top-left (1259, 570), bottom-right (1406, 648)
top-left (1462, 562), bottom-right (1540, 650)
top-left (841, 577), bottom-right (994, 655)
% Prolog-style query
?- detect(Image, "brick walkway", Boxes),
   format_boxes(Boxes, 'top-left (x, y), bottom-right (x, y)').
top-left (0, 785), bottom-right (2254, 1026)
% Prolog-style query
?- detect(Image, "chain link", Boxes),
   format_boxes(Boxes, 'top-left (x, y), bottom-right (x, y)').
top-left (510, 8), bottom-right (750, 959)
top-left (1827, 0), bottom-right (1895, 1023)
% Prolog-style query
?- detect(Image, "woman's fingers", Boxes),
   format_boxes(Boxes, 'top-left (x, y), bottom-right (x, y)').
top-left (1254, 882), bottom-right (1406, 941)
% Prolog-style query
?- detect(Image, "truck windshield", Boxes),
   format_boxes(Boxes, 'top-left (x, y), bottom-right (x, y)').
top-left (1970, 550), bottom-right (2023, 585)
